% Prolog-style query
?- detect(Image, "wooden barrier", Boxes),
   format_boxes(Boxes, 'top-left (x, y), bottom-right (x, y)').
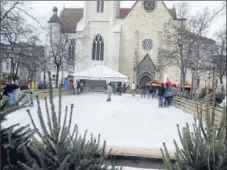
top-left (105, 146), bottom-right (175, 169)
top-left (173, 96), bottom-right (224, 124)
top-left (107, 145), bottom-right (175, 160)
top-left (1, 89), bottom-right (72, 116)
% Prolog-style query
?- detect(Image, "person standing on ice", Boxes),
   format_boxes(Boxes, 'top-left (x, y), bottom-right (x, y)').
top-left (158, 83), bottom-right (165, 107)
top-left (27, 77), bottom-right (34, 106)
top-left (131, 82), bottom-right (136, 97)
top-left (141, 84), bottom-right (146, 98)
top-left (164, 83), bottom-right (171, 107)
top-left (106, 82), bottom-right (112, 102)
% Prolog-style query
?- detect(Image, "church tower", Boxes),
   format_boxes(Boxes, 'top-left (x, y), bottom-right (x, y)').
top-left (83, 1), bottom-right (120, 22)
top-left (47, 7), bottom-right (61, 45)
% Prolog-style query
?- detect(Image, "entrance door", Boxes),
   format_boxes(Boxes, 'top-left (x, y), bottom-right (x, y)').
top-left (140, 76), bottom-right (151, 86)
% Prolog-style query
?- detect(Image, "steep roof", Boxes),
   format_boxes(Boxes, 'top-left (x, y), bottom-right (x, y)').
top-left (60, 2), bottom-right (177, 33)
top-left (48, 7), bottom-right (61, 23)
top-left (48, 14), bottom-right (61, 23)
top-left (60, 8), bottom-right (130, 33)
top-left (60, 8), bottom-right (83, 33)
top-left (118, 8), bottom-right (130, 18)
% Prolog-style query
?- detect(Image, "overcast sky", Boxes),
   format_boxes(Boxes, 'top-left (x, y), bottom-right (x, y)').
top-left (23, 1), bottom-right (226, 44)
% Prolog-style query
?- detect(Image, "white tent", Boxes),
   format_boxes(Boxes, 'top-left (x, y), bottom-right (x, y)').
top-left (74, 65), bottom-right (129, 82)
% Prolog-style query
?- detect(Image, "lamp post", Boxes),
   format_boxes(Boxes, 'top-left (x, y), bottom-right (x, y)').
top-left (133, 51), bottom-right (137, 83)
top-left (191, 66), bottom-right (195, 100)
top-left (178, 42), bottom-right (183, 90)
top-left (207, 72), bottom-right (211, 94)
top-left (211, 58), bottom-right (217, 111)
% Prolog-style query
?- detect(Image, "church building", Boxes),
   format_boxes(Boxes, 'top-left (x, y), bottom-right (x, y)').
top-left (47, 1), bottom-right (183, 85)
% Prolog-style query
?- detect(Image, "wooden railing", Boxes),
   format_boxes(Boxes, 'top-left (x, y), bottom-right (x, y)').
top-left (173, 96), bottom-right (224, 124)
top-left (1, 89), bottom-right (72, 116)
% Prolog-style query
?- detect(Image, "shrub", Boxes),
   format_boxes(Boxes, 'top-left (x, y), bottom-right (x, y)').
top-left (19, 83), bottom-right (28, 90)
top-left (1, 87), bottom-right (34, 170)
top-left (0, 113), bottom-right (34, 170)
top-left (215, 92), bottom-right (225, 104)
top-left (161, 101), bottom-right (227, 170)
top-left (198, 87), bottom-right (207, 99)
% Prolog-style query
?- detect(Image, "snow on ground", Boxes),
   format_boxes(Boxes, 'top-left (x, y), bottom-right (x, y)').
top-left (3, 93), bottom-right (195, 150)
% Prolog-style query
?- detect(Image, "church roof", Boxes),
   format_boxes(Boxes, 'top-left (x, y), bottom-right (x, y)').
top-left (60, 8), bottom-right (83, 33)
top-left (60, 8), bottom-right (130, 33)
top-left (48, 7), bottom-right (61, 23)
top-left (60, 2), bottom-right (177, 33)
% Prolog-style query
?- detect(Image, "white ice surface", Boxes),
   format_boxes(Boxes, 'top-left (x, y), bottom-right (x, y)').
top-left (3, 93), bottom-right (195, 169)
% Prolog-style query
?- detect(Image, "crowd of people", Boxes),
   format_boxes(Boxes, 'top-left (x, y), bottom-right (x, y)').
top-left (105, 81), bottom-right (179, 107)
top-left (130, 82), bottom-right (178, 107)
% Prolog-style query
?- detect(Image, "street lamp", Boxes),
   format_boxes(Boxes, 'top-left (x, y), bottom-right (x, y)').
top-left (133, 51), bottom-right (138, 82)
top-left (178, 42), bottom-right (183, 89)
top-left (191, 66), bottom-right (195, 100)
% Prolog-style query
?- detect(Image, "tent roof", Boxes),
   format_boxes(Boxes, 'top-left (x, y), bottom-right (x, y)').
top-left (74, 65), bottom-right (129, 82)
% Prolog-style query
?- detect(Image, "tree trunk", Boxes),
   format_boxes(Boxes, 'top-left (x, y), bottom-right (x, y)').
top-left (220, 76), bottom-right (223, 84)
top-left (43, 66), bottom-right (46, 89)
top-left (55, 65), bottom-right (60, 88)
top-left (10, 58), bottom-right (14, 83)
top-left (180, 67), bottom-right (186, 92)
top-left (14, 62), bottom-right (19, 82)
top-left (182, 74), bottom-right (186, 93)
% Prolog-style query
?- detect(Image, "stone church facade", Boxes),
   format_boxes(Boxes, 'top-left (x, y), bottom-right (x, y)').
top-left (47, 1), bottom-right (184, 85)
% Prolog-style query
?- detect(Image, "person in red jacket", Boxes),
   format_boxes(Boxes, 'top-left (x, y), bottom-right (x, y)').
top-left (68, 80), bottom-right (73, 89)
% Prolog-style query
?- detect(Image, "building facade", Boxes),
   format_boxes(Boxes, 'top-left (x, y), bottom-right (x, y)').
top-left (47, 1), bottom-right (216, 86)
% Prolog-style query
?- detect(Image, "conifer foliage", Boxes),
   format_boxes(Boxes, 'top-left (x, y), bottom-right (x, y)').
top-left (17, 72), bottom-right (116, 170)
top-left (161, 101), bottom-right (227, 170)
top-left (0, 114), bottom-right (33, 170)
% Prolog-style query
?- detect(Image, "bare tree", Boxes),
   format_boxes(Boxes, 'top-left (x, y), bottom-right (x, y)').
top-left (0, 1), bottom-right (20, 23)
top-left (159, 2), bottom-right (225, 91)
top-left (0, 1), bottom-right (44, 82)
top-left (214, 28), bottom-right (226, 86)
top-left (1, 15), bottom-right (33, 82)
top-left (47, 24), bottom-right (69, 88)
top-left (19, 34), bottom-right (45, 81)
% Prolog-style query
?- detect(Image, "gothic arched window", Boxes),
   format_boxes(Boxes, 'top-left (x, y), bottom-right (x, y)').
top-left (68, 39), bottom-right (75, 61)
top-left (92, 34), bottom-right (104, 61)
top-left (96, 0), bottom-right (104, 13)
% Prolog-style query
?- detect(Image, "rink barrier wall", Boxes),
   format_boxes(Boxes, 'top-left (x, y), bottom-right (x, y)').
top-left (105, 146), bottom-right (175, 169)
top-left (173, 97), bottom-right (224, 124)
top-left (33, 89), bottom-right (72, 99)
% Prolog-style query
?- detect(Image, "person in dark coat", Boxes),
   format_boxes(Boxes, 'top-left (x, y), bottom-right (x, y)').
top-left (158, 83), bottom-right (165, 107)
top-left (1, 83), bottom-right (19, 96)
top-left (118, 82), bottom-right (122, 95)
top-left (141, 84), bottom-right (146, 98)
top-left (164, 83), bottom-right (171, 107)
top-left (1, 83), bottom-right (19, 105)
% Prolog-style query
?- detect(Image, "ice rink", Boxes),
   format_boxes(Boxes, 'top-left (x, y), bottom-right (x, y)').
top-left (3, 93), bottom-right (195, 169)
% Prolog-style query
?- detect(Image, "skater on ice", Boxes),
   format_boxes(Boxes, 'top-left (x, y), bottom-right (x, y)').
top-left (106, 82), bottom-right (112, 102)
top-left (131, 82), bottom-right (136, 97)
